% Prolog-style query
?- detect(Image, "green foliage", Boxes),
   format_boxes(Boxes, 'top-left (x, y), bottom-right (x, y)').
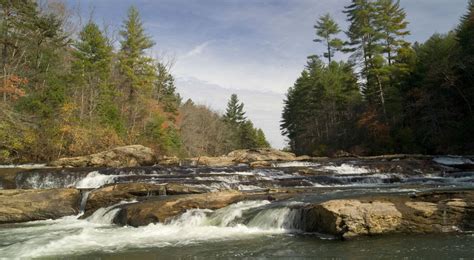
top-left (283, 0), bottom-right (474, 155)
top-left (314, 13), bottom-right (343, 63)
top-left (223, 94), bottom-right (246, 125)
top-left (281, 56), bottom-right (361, 155)
top-left (222, 94), bottom-right (271, 150)
top-left (154, 62), bottom-right (181, 118)
top-left (0, 3), bottom-right (193, 162)
top-left (255, 129), bottom-right (270, 148)
top-left (118, 6), bottom-right (157, 128)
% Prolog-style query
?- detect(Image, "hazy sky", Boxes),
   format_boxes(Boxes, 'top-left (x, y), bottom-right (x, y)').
top-left (65, 0), bottom-right (468, 148)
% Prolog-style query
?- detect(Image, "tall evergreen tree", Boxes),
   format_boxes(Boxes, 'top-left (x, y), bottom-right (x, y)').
top-left (255, 128), bottom-right (270, 148)
top-left (71, 22), bottom-right (115, 122)
top-left (118, 6), bottom-right (157, 129)
top-left (314, 13), bottom-right (343, 63)
top-left (223, 94), bottom-right (246, 125)
top-left (457, 0), bottom-right (474, 107)
top-left (154, 62), bottom-right (181, 118)
top-left (344, 0), bottom-right (386, 118)
top-left (374, 0), bottom-right (410, 66)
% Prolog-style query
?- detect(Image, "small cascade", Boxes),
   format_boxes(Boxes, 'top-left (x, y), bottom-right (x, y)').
top-left (165, 200), bottom-right (305, 231)
top-left (322, 164), bottom-right (375, 174)
top-left (75, 171), bottom-right (118, 189)
top-left (86, 200), bottom-right (136, 224)
top-left (79, 190), bottom-right (91, 214)
top-left (245, 202), bottom-right (304, 230)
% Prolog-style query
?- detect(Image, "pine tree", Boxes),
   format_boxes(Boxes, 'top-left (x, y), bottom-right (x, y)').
top-left (238, 120), bottom-right (258, 148)
top-left (154, 62), bottom-right (181, 118)
top-left (314, 13), bottom-right (343, 63)
top-left (223, 94), bottom-right (246, 125)
top-left (457, 0), bottom-right (474, 86)
top-left (374, 0), bottom-right (410, 66)
top-left (344, 0), bottom-right (387, 118)
top-left (118, 6), bottom-right (157, 129)
top-left (255, 129), bottom-right (270, 148)
top-left (72, 21), bottom-right (115, 122)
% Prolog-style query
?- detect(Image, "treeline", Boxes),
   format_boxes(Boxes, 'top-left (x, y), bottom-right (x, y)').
top-left (180, 95), bottom-right (269, 157)
top-left (282, 0), bottom-right (474, 156)
top-left (0, 2), bottom-right (269, 162)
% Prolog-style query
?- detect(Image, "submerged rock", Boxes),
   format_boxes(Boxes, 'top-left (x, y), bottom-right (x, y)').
top-left (50, 145), bottom-right (156, 168)
top-left (0, 188), bottom-right (80, 224)
top-left (301, 190), bottom-right (474, 239)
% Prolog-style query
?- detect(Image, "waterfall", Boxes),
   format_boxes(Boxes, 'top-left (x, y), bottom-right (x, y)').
top-left (79, 190), bottom-right (91, 214)
top-left (75, 171), bottom-right (117, 189)
top-left (86, 200), bottom-right (136, 224)
top-left (166, 200), bottom-right (304, 231)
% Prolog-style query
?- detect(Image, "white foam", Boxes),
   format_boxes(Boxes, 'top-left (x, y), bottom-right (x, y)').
top-left (272, 161), bottom-right (320, 168)
top-left (237, 184), bottom-right (264, 191)
top-left (0, 200), bottom-right (292, 258)
top-left (74, 171), bottom-right (117, 189)
top-left (322, 164), bottom-right (374, 174)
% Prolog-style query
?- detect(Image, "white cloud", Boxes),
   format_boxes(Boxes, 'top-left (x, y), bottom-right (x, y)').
top-left (181, 41), bottom-right (213, 59)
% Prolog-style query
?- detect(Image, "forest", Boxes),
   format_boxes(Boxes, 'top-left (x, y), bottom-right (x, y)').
top-left (0, 1), bottom-right (269, 163)
top-left (281, 0), bottom-right (474, 156)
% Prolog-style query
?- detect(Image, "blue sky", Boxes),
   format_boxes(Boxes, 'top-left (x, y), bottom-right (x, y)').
top-left (65, 0), bottom-right (469, 148)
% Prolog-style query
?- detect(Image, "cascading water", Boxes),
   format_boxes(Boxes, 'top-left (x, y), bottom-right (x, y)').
top-left (86, 204), bottom-right (123, 224)
top-left (0, 200), bottom-right (305, 258)
top-left (75, 171), bottom-right (118, 189)
top-left (79, 190), bottom-right (91, 214)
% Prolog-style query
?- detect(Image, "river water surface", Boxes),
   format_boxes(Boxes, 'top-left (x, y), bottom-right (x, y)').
top-left (0, 158), bottom-right (473, 259)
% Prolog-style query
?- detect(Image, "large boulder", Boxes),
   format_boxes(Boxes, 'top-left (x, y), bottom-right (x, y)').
top-left (228, 149), bottom-right (296, 163)
top-left (0, 188), bottom-right (80, 224)
top-left (301, 190), bottom-right (474, 239)
top-left (113, 191), bottom-right (284, 227)
top-left (83, 182), bottom-right (210, 217)
top-left (50, 145), bottom-right (156, 168)
top-left (189, 156), bottom-right (235, 167)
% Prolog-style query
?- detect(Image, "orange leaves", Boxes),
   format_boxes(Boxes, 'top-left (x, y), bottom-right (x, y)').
top-left (357, 107), bottom-right (390, 140)
top-left (0, 75), bottom-right (27, 101)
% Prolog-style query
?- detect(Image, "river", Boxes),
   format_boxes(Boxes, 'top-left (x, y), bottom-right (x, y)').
top-left (0, 157), bottom-right (473, 258)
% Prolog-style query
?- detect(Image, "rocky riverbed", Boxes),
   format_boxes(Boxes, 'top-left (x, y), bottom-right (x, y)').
top-left (0, 148), bottom-right (473, 258)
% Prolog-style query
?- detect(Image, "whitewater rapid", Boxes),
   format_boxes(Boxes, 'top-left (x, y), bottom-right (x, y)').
top-left (0, 200), bottom-right (302, 258)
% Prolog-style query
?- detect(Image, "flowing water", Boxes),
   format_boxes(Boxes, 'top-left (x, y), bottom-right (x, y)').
top-left (1, 158), bottom-right (473, 258)
top-left (0, 200), bottom-right (472, 259)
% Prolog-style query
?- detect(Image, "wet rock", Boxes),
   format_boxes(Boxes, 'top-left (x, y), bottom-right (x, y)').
top-left (50, 145), bottom-right (156, 168)
top-left (83, 182), bottom-right (210, 217)
top-left (165, 183), bottom-right (210, 195)
top-left (0, 188), bottom-right (80, 224)
top-left (113, 191), bottom-right (284, 227)
top-left (0, 168), bottom-right (24, 189)
top-left (301, 190), bottom-right (474, 239)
